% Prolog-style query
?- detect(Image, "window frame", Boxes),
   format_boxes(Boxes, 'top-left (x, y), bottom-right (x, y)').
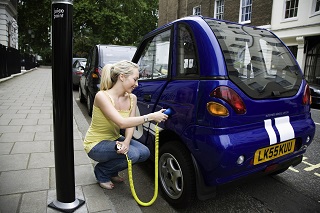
top-left (193, 5), bottom-right (201, 15)
top-left (214, 0), bottom-right (224, 20)
top-left (311, 0), bottom-right (320, 16)
top-left (135, 28), bottom-right (172, 81)
top-left (175, 23), bottom-right (200, 80)
top-left (283, 0), bottom-right (299, 21)
top-left (239, 0), bottom-right (252, 24)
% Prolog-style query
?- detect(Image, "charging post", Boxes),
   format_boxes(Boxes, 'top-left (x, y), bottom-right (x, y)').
top-left (48, 0), bottom-right (85, 212)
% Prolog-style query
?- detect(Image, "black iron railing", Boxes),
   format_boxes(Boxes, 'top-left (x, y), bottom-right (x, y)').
top-left (0, 44), bottom-right (37, 79)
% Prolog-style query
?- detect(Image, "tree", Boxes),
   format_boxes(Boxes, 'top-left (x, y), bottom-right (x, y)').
top-left (18, 0), bottom-right (52, 64)
top-left (18, 0), bottom-right (159, 64)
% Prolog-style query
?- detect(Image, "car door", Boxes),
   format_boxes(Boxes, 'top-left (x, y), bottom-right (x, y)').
top-left (80, 50), bottom-right (93, 98)
top-left (132, 28), bottom-right (172, 150)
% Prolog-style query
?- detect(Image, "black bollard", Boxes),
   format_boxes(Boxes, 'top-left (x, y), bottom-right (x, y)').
top-left (48, 0), bottom-right (85, 212)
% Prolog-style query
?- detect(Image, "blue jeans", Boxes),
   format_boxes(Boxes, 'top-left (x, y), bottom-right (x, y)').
top-left (87, 136), bottom-right (150, 183)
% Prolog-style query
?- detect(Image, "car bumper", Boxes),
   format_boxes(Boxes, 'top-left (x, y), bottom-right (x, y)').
top-left (72, 75), bottom-right (81, 85)
top-left (186, 116), bottom-right (315, 187)
top-left (311, 95), bottom-right (320, 105)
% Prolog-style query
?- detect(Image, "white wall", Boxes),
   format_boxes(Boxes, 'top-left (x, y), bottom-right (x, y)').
top-left (0, 6), bottom-right (9, 46)
top-left (270, 0), bottom-right (320, 70)
top-left (0, 1), bottom-right (18, 48)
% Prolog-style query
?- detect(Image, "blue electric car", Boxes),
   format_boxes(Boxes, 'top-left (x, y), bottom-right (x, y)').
top-left (131, 16), bottom-right (315, 208)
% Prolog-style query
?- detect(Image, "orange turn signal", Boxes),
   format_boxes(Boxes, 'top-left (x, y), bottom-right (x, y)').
top-left (91, 73), bottom-right (99, 78)
top-left (207, 102), bottom-right (229, 116)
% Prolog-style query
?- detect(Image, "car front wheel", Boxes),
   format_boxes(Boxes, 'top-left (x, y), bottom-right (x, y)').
top-left (79, 86), bottom-right (85, 103)
top-left (159, 141), bottom-right (196, 208)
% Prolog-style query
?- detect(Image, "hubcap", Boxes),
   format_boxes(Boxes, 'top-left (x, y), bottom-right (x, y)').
top-left (78, 86), bottom-right (82, 99)
top-left (159, 153), bottom-right (183, 199)
top-left (87, 94), bottom-right (91, 110)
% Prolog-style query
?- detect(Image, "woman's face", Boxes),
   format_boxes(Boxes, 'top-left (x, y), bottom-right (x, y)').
top-left (122, 68), bottom-right (139, 93)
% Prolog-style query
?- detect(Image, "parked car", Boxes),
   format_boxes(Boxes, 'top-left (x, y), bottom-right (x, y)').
top-left (131, 16), bottom-right (316, 208)
top-left (72, 58), bottom-right (87, 88)
top-left (309, 83), bottom-right (320, 107)
top-left (79, 44), bottom-right (137, 115)
top-left (72, 57), bottom-right (86, 64)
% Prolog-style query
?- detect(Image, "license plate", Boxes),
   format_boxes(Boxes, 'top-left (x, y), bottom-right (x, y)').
top-left (253, 139), bottom-right (295, 165)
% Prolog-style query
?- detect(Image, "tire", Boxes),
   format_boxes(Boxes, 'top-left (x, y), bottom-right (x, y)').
top-left (159, 141), bottom-right (196, 208)
top-left (87, 93), bottom-right (93, 116)
top-left (78, 86), bottom-right (85, 103)
top-left (73, 83), bottom-right (78, 90)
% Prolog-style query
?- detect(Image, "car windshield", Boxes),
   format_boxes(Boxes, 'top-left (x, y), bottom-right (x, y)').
top-left (204, 18), bottom-right (303, 99)
top-left (100, 46), bottom-right (137, 67)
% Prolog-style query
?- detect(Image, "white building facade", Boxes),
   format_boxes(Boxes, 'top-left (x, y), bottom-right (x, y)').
top-left (271, 0), bottom-right (320, 84)
top-left (0, 0), bottom-right (18, 49)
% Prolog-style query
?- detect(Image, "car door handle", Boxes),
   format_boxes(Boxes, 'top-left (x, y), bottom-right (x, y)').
top-left (143, 94), bottom-right (151, 102)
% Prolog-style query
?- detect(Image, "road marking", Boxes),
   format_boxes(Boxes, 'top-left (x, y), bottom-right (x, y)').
top-left (289, 166), bottom-right (299, 172)
top-left (315, 122), bottom-right (320, 125)
top-left (288, 157), bottom-right (320, 178)
top-left (304, 163), bottom-right (320, 172)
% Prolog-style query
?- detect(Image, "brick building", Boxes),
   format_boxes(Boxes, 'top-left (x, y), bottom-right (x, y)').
top-left (158, 0), bottom-right (320, 84)
top-left (158, 0), bottom-right (273, 27)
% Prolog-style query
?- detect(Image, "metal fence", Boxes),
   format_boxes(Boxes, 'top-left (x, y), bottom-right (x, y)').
top-left (0, 44), bottom-right (36, 79)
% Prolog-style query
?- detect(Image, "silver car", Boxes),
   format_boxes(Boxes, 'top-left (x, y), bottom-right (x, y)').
top-left (72, 58), bottom-right (87, 88)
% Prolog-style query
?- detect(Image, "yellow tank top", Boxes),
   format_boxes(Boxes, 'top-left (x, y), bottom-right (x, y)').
top-left (83, 92), bottom-right (133, 153)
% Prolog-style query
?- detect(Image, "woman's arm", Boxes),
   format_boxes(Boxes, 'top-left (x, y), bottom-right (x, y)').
top-left (123, 94), bottom-right (137, 144)
top-left (94, 91), bottom-right (168, 129)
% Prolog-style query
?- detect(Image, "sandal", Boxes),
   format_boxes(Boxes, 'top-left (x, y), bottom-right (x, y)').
top-left (99, 181), bottom-right (114, 190)
top-left (111, 176), bottom-right (124, 183)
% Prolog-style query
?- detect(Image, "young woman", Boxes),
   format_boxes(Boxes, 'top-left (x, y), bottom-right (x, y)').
top-left (83, 60), bottom-right (168, 189)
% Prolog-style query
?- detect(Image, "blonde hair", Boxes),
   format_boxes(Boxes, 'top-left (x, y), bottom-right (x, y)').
top-left (100, 60), bottom-right (138, 90)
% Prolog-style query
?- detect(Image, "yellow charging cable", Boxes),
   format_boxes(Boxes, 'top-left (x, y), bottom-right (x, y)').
top-left (125, 124), bottom-right (159, 206)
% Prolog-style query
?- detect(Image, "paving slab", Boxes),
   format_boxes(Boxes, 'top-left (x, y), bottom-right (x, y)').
top-left (0, 132), bottom-right (35, 142)
top-left (74, 150), bottom-right (92, 165)
top-left (20, 191), bottom-right (48, 213)
top-left (0, 194), bottom-right (20, 213)
top-left (75, 164), bottom-right (97, 186)
top-left (28, 152), bottom-right (55, 169)
top-left (0, 153), bottom-right (29, 171)
top-left (11, 141), bottom-right (50, 154)
top-left (0, 168), bottom-right (49, 195)
top-left (9, 118), bottom-right (39, 125)
top-left (34, 131), bottom-right (53, 141)
top-left (0, 125), bottom-right (22, 133)
top-left (82, 184), bottom-right (115, 213)
top-left (21, 124), bottom-right (51, 132)
top-left (0, 142), bottom-right (13, 154)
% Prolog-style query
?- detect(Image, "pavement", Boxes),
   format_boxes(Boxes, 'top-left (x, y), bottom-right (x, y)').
top-left (0, 67), bottom-right (143, 213)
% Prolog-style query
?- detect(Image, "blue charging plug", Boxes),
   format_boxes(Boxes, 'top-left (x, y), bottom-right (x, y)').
top-left (163, 108), bottom-right (172, 115)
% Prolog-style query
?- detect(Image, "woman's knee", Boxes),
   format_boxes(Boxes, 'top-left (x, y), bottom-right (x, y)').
top-left (140, 146), bottom-right (150, 161)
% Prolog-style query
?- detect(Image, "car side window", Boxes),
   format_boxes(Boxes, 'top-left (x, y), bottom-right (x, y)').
top-left (177, 24), bottom-right (199, 77)
top-left (72, 61), bottom-right (77, 68)
top-left (138, 29), bottom-right (171, 80)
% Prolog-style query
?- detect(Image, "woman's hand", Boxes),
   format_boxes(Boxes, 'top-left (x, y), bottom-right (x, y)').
top-left (116, 141), bottom-right (129, 155)
top-left (150, 109), bottom-right (168, 123)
